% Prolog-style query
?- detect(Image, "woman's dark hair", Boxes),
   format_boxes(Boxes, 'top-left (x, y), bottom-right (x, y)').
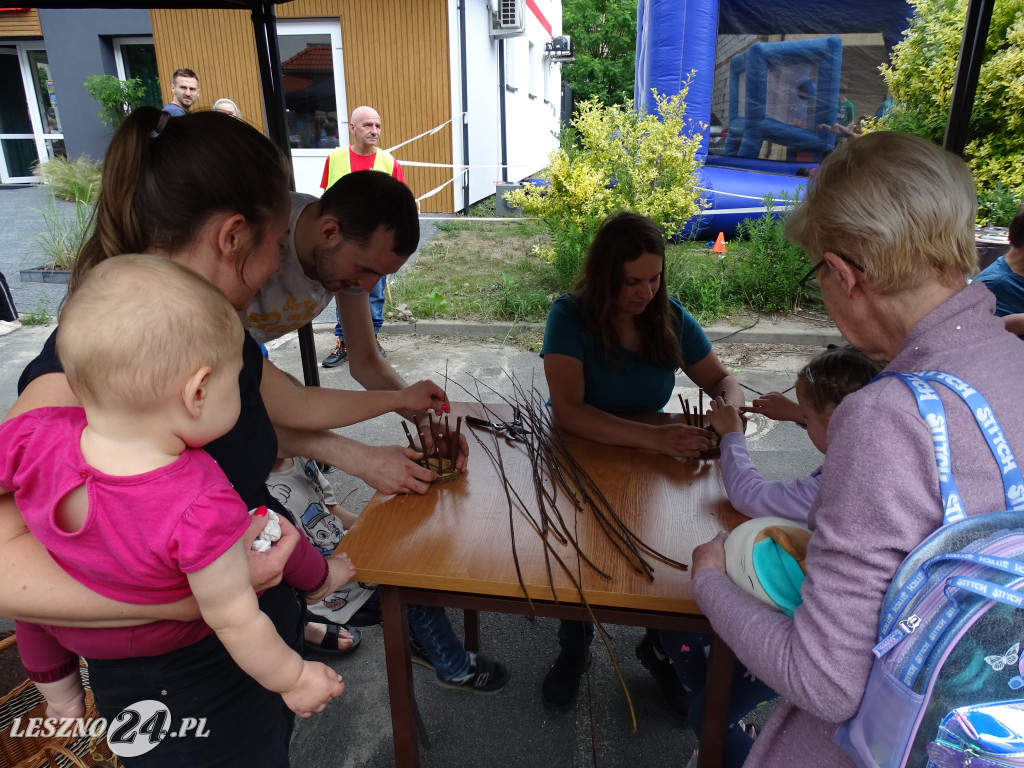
top-left (795, 345), bottom-right (885, 414)
top-left (572, 211), bottom-right (684, 369)
top-left (72, 106), bottom-right (291, 293)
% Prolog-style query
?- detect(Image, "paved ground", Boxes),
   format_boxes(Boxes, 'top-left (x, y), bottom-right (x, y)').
top-left (0, 184), bottom-right (845, 767)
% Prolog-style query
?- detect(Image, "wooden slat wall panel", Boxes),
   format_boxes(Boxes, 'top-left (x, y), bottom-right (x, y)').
top-left (150, 9), bottom-right (264, 131)
top-left (0, 9), bottom-right (41, 38)
top-left (153, 2), bottom-right (453, 212)
top-left (280, 0), bottom-right (453, 212)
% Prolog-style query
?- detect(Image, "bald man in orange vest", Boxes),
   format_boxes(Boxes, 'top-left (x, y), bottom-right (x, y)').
top-left (320, 106), bottom-right (405, 367)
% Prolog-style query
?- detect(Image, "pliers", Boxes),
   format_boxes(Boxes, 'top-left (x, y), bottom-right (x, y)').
top-left (465, 408), bottom-right (531, 441)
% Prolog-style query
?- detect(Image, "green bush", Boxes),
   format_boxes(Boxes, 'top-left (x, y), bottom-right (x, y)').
top-left (31, 155), bottom-right (101, 203)
top-left (879, 0), bottom-right (1024, 211)
top-left (978, 183), bottom-right (1022, 227)
top-left (665, 247), bottom-right (728, 324)
top-left (725, 195), bottom-right (810, 314)
top-left (84, 74), bottom-right (148, 128)
top-left (506, 88), bottom-right (705, 288)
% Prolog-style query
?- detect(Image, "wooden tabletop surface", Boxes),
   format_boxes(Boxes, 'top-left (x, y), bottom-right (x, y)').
top-left (341, 402), bottom-right (745, 616)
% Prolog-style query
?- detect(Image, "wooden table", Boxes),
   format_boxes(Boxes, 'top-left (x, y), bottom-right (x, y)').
top-left (341, 403), bottom-right (746, 768)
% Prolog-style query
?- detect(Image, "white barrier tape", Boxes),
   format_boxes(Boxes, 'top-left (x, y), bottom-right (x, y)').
top-left (704, 205), bottom-right (795, 215)
top-left (415, 175), bottom-right (457, 203)
top-left (398, 160), bottom-right (543, 170)
top-left (385, 113), bottom-right (465, 153)
top-left (420, 216), bottom-right (538, 222)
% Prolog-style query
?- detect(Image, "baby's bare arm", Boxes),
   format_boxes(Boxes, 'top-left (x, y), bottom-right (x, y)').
top-left (188, 541), bottom-right (343, 715)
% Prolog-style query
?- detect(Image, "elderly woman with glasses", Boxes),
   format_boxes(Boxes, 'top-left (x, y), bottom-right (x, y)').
top-left (689, 131), bottom-right (1024, 767)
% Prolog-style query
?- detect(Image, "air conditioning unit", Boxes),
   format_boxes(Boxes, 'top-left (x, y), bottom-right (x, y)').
top-left (544, 35), bottom-right (574, 62)
top-left (488, 0), bottom-right (525, 38)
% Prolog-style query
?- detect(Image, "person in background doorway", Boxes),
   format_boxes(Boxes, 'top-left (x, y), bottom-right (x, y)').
top-left (320, 106), bottom-right (404, 367)
top-left (163, 68), bottom-right (199, 116)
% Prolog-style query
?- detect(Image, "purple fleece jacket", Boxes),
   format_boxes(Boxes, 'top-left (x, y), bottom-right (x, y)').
top-left (694, 283), bottom-right (1024, 767)
top-left (718, 431), bottom-right (821, 523)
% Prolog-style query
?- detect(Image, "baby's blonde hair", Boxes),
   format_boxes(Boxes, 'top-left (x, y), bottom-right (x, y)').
top-left (57, 254), bottom-right (242, 409)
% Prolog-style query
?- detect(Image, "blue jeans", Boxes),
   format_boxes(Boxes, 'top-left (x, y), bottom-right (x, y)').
top-left (334, 276), bottom-right (386, 342)
top-left (363, 593), bottom-right (471, 680)
top-left (659, 630), bottom-right (777, 768)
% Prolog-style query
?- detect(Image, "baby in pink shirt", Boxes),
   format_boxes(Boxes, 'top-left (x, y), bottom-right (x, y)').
top-left (0, 255), bottom-right (350, 721)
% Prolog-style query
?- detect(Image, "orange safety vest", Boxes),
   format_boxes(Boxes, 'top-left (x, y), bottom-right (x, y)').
top-left (325, 147), bottom-right (396, 189)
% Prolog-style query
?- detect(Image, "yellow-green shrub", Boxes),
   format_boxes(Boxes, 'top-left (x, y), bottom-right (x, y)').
top-left (506, 88), bottom-right (705, 285)
top-left (880, 0), bottom-right (1024, 224)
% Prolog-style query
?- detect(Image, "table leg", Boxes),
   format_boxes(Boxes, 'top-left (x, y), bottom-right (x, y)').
top-left (381, 584), bottom-right (420, 768)
top-left (697, 633), bottom-right (736, 768)
top-left (463, 609), bottom-right (479, 651)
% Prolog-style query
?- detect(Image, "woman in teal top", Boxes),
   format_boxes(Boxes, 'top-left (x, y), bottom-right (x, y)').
top-left (539, 211), bottom-right (744, 711)
top-left (541, 212), bottom-right (743, 456)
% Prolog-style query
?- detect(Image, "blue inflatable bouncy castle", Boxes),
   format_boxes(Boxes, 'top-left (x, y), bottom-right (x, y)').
top-left (635, 0), bottom-right (912, 237)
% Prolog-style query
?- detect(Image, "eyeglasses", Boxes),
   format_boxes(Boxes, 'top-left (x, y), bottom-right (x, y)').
top-left (799, 253), bottom-right (866, 288)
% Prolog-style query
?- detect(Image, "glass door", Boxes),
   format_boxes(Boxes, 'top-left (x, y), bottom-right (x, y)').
top-left (277, 20), bottom-right (348, 196)
top-left (0, 43), bottom-right (62, 183)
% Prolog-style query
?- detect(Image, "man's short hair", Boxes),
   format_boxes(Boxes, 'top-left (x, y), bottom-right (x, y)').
top-left (58, 254), bottom-right (241, 409)
top-left (785, 131), bottom-right (978, 293)
top-left (318, 170), bottom-right (419, 256)
top-left (1009, 205), bottom-right (1024, 250)
top-left (172, 68), bottom-right (199, 83)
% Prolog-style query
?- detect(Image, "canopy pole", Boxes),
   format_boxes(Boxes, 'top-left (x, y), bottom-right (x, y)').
top-left (943, 0), bottom-right (994, 156)
top-left (251, 1), bottom-right (321, 387)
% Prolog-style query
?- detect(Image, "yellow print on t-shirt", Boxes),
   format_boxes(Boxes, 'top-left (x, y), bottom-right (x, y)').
top-left (248, 296), bottom-right (321, 338)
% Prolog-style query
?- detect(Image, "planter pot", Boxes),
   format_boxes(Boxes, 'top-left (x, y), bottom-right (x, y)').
top-left (20, 267), bottom-right (70, 284)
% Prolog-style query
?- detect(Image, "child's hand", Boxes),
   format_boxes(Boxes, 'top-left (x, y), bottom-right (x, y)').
top-left (282, 660), bottom-right (344, 718)
top-left (306, 552), bottom-right (356, 604)
top-left (401, 380), bottom-right (449, 415)
top-left (740, 391), bottom-right (803, 424)
top-left (708, 397), bottom-right (744, 436)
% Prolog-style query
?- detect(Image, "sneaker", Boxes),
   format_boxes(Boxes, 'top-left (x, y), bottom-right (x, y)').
top-left (322, 340), bottom-right (348, 368)
top-left (376, 339), bottom-right (387, 358)
top-left (0, 319), bottom-right (21, 337)
top-left (542, 651), bottom-right (591, 708)
top-left (635, 635), bottom-right (690, 717)
top-left (409, 636), bottom-right (435, 672)
top-left (436, 652), bottom-right (510, 694)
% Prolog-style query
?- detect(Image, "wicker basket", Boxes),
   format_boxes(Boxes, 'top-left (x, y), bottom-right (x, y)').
top-left (0, 635), bottom-right (119, 768)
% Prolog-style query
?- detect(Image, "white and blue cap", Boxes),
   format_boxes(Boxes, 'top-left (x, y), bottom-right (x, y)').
top-left (724, 517), bottom-right (811, 617)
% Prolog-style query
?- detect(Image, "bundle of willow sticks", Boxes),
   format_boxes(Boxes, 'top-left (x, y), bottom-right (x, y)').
top-left (447, 372), bottom-right (690, 728)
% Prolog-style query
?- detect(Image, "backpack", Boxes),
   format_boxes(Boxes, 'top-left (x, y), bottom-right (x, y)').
top-left (835, 370), bottom-right (1024, 768)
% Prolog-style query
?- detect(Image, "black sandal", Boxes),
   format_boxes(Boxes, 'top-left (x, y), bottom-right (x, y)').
top-left (306, 622), bottom-right (361, 655)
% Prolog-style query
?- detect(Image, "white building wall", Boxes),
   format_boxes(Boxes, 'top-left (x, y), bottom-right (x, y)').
top-left (448, 0), bottom-right (562, 211)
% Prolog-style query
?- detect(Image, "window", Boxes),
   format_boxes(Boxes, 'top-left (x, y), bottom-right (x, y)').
top-left (277, 20), bottom-right (348, 150)
top-left (505, 38), bottom-right (518, 91)
top-left (114, 37), bottom-right (161, 110)
top-left (528, 41), bottom-right (536, 98)
top-left (0, 44), bottom-right (63, 182)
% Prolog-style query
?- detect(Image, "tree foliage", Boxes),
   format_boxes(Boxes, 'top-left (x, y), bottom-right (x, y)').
top-left (879, 0), bottom-right (1024, 223)
top-left (560, 0), bottom-right (637, 106)
top-left (84, 75), bottom-right (148, 128)
top-left (506, 89), bottom-right (705, 286)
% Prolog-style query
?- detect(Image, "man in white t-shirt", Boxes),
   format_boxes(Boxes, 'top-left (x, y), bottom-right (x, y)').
top-left (247, 170), bottom-right (467, 495)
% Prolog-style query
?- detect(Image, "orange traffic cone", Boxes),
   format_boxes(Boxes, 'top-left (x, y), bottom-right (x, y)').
top-left (712, 232), bottom-right (727, 253)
